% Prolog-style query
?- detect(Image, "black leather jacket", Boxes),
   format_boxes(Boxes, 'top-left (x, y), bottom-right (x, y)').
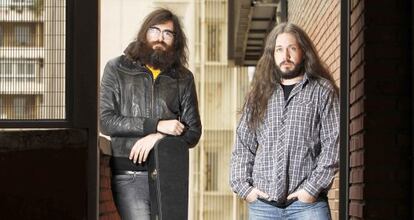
top-left (100, 55), bottom-right (202, 158)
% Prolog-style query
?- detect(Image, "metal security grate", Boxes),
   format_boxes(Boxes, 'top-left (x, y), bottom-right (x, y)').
top-left (0, 0), bottom-right (66, 120)
top-left (191, 0), bottom-right (251, 219)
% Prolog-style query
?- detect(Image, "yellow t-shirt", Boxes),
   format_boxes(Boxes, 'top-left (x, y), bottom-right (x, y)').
top-left (146, 65), bottom-right (161, 80)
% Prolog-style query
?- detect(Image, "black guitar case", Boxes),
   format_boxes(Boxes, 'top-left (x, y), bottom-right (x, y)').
top-left (147, 136), bottom-right (189, 220)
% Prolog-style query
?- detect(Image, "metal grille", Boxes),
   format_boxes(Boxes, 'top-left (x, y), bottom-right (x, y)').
top-left (0, 0), bottom-right (66, 120)
top-left (191, 0), bottom-right (251, 219)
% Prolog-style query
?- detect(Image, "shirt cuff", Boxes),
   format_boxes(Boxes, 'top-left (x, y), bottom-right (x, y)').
top-left (238, 184), bottom-right (254, 199)
top-left (303, 181), bottom-right (320, 198)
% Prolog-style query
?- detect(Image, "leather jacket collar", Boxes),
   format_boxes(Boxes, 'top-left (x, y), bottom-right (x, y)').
top-left (118, 55), bottom-right (180, 79)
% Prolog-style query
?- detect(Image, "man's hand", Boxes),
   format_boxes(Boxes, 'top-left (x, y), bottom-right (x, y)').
top-left (129, 133), bottom-right (165, 164)
top-left (287, 189), bottom-right (316, 203)
top-left (246, 188), bottom-right (270, 203)
top-left (157, 119), bottom-right (185, 136)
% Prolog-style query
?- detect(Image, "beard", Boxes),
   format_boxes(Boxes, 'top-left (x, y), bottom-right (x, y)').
top-left (276, 61), bottom-right (304, 79)
top-left (138, 41), bottom-right (176, 70)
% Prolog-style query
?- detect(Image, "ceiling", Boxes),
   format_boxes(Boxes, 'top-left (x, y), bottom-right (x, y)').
top-left (228, 0), bottom-right (285, 66)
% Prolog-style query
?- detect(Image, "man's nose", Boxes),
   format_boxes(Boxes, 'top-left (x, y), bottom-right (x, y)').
top-left (283, 49), bottom-right (291, 60)
top-left (157, 33), bottom-right (164, 41)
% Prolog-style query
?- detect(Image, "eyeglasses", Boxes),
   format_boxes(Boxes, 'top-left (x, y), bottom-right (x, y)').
top-left (147, 27), bottom-right (175, 41)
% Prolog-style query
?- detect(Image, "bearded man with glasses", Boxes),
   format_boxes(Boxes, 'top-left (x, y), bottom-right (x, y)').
top-left (100, 8), bottom-right (202, 220)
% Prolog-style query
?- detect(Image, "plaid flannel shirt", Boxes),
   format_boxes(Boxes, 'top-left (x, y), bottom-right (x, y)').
top-left (230, 73), bottom-right (339, 203)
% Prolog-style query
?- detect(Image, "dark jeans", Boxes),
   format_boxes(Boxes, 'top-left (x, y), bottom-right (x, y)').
top-left (111, 171), bottom-right (150, 220)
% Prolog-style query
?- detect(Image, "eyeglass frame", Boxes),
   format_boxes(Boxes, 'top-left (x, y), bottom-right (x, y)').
top-left (147, 26), bottom-right (176, 41)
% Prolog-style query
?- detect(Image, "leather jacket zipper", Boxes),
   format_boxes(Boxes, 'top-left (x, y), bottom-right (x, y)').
top-left (152, 80), bottom-right (155, 118)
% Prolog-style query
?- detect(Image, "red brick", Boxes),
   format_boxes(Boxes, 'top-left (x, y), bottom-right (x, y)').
top-left (350, 99), bottom-right (364, 120)
top-left (350, 46), bottom-right (364, 73)
top-left (350, 150), bottom-right (364, 167)
top-left (349, 201), bottom-right (364, 218)
top-left (350, 0), bottom-right (364, 28)
top-left (349, 115), bottom-right (364, 135)
top-left (350, 81), bottom-right (364, 104)
top-left (100, 213), bottom-right (121, 220)
top-left (350, 16), bottom-right (364, 44)
top-left (350, 133), bottom-right (364, 151)
top-left (349, 184), bottom-right (364, 200)
top-left (99, 201), bottom-right (118, 214)
top-left (350, 167), bottom-right (364, 183)
top-left (350, 0), bottom-right (360, 10)
top-left (350, 31), bottom-right (364, 57)
top-left (100, 189), bottom-right (114, 202)
top-left (100, 175), bottom-right (111, 189)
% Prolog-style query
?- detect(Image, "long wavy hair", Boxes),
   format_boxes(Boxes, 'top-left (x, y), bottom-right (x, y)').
top-left (244, 22), bottom-right (337, 130)
top-left (124, 8), bottom-right (188, 70)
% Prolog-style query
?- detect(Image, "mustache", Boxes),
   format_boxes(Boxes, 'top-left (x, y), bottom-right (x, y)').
top-left (137, 40), bottom-right (175, 70)
top-left (279, 60), bottom-right (295, 66)
top-left (151, 41), bottom-right (168, 48)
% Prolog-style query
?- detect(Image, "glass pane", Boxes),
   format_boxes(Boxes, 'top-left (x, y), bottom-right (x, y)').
top-left (0, 0), bottom-right (66, 120)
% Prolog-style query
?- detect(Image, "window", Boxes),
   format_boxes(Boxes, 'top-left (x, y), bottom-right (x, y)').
top-left (205, 151), bottom-right (219, 191)
top-left (0, 97), bottom-right (4, 119)
top-left (0, 22), bottom-right (42, 47)
top-left (207, 24), bottom-right (221, 62)
top-left (0, 59), bottom-right (39, 82)
top-left (11, 0), bottom-right (35, 6)
top-left (0, 26), bottom-right (3, 46)
top-left (0, 95), bottom-right (37, 119)
top-left (0, 1), bottom-right (66, 121)
top-left (13, 96), bottom-right (27, 118)
top-left (14, 24), bottom-right (32, 46)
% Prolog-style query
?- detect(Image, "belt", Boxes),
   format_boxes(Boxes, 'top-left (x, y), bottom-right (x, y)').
top-left (112, 170), bottom-right (147, 175)
top-left (258, 198), bottom-right (298, 208)
top-left (258, 193), bottom-right (327, 208)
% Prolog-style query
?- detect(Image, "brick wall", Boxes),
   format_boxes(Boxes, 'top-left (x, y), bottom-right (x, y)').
top-left (349, 0), bottom-right (365, 218)
top-left (349, 0), bottom-right (412, 219)
top-left (99, 154), bottom-right (121, 220)
top-left (99, 137), bottom-right (121, 220)
top-left (288, 1), bottom-right (341, 219)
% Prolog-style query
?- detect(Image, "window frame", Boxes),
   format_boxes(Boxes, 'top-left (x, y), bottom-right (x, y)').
top-left (0, 1), bottom-right (99, 220)
top-left (14, 24), bottom-right (31, 46)
top-left (0, 0), bottom-right (72, 128)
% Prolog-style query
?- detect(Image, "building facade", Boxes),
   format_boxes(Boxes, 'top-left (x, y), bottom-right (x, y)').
top-left (0, 0), bottom-right (66, 120)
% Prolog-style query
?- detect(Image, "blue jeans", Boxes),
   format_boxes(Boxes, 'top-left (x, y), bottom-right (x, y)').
top-left (249, 198), bottom-right (331, 220)
top-left (111, 171), bottom-right (150, 220)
